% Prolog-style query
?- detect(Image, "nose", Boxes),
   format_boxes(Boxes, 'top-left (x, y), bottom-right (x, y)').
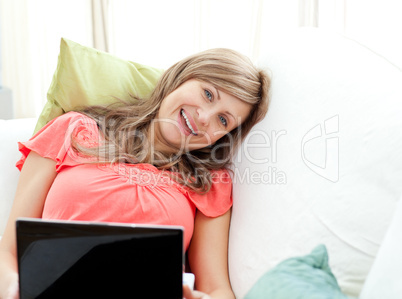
top-left (197, 107), bottom-right (212, 127)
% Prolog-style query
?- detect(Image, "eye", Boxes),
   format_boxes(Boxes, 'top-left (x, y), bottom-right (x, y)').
top-left (204, 89), bottom-right (213, 101)
top-left (219, 115), bottom-right (228, 127)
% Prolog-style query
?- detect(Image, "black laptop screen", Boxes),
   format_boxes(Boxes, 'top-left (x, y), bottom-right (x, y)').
top-left (16, 218), bottom-right (183, 299)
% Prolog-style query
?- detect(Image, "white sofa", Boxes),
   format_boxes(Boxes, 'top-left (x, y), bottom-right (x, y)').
top-left (228, 29), bottom-right (402, 298)
top-left (0, 117), bottom-right (37, 234)
top-left (1, 29), bottom-right (401, 298)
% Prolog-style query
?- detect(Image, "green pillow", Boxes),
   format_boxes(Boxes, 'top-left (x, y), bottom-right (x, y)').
top-left (35, 38), bottom-right (164, 133)
top-left (245, 245), bottom-right (352, 299)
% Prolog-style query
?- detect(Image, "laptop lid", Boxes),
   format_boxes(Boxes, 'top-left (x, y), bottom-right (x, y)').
top-left (16, 218), bottom-right (183, 299)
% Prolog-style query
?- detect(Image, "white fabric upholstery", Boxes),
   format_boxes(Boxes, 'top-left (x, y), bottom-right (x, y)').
top-left (0, 118), bottom-right (37, 235)
top-left (360, 196), bottom-right (402, 299)
top-left (229, 28), bottom-right (402, 298)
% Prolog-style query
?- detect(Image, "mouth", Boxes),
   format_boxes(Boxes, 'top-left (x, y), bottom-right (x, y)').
top-left (180, 109), bottom-right (198, 136)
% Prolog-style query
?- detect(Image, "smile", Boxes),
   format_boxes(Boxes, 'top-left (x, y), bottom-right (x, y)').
top-left (181, 109), bottom-right (198, 135)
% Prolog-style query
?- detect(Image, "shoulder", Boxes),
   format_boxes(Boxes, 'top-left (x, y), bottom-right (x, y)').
top-left (48, 112), bottom-right (99, 139)
top-left (210, 169), bottom-right (232, 186)
top-left (185, 168), bottom-right (233, 218)
top-left (37, 111), bottom-right (100, 151)
top-left (51, 111), bottom-right (97, 127)
top-left (16, 112), bottom-right (99, 171)
top-left (35, 111), bottom-right (97, 136)
top-left (207, 169), bottom-right (232, 200)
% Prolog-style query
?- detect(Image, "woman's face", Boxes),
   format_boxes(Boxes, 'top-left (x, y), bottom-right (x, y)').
top-left (154, 79), bottom-right (252, 154)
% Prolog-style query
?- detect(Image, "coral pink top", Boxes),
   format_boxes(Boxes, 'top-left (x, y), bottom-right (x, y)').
top-left (16, 112), bottom-right (232, 250)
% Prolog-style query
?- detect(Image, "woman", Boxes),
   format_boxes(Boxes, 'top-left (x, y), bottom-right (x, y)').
top-left (0, 48), bottom-right (270, 299)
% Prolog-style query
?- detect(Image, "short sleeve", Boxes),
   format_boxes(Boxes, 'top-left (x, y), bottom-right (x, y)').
top-left (185, 169), bottom-right (233, 217)
top-left (16, 112), bottom-right (99, 172)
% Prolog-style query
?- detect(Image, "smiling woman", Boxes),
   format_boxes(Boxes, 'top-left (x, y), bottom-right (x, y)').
top-left (155, 79), bottom-right (252, 153)
top-left (76, 48), bottom-right (270, 194)
top-left (0, 46), bottom-right (270, 299)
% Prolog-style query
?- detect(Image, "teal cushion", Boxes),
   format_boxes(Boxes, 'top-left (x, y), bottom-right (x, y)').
top-left (245, 245), bottom-right (351, 299)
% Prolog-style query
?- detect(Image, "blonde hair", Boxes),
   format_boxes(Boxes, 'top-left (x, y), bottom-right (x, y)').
top-left (76, 48), bottom-right (270, 193)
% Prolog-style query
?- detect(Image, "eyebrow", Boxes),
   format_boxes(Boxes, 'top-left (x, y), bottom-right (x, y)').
top-left (213, 86), bottom-right (221, 100)
top-left (213, 86), bottom-right (236, 124)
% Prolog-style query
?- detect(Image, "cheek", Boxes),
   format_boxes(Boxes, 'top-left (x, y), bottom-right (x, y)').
top-left (158, 119), bottom-right (181, 142)
top-left (206, 131), bottom-right (228, 145)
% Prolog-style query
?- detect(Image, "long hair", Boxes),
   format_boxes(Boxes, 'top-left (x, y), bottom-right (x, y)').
top-left (75, 48), bottom-right (270, 193)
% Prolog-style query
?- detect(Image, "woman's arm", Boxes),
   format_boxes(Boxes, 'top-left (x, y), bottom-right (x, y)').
top-left (0, 151), bottom-right (57, 299)
top-left (186, 209), bottom-right (235, 299)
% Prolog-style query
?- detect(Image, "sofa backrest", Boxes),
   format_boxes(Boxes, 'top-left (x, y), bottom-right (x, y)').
top-left (228, 28), bottom-right (402, 298)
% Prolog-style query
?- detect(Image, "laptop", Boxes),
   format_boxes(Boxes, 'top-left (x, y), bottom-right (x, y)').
top-left (16, 218), bottom-right (184, 299)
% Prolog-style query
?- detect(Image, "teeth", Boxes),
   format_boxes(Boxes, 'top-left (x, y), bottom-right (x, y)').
top-left (181, 110), bottom-right (197, 135)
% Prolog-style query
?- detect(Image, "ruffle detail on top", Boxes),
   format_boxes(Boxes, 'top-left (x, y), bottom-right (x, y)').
top-left (184, 169), bottom-right (233, 217)
top-left (16, 112), bottom-right (100, 172)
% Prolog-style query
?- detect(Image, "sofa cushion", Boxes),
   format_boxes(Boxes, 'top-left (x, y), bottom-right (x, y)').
top-left (244, 244), bottom-right (349, 299)
top-left (229, 28), bottom-right (402, 298)
top-left (35, 38), bottom-right (163, 133)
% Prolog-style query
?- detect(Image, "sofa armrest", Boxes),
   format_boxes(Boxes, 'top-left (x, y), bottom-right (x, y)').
top-left (0, 118), bottom-right (37, 235)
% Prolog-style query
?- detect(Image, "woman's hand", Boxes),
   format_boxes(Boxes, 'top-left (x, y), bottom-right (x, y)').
top-left (183, 285), bottom-right (211, 299)
top-left (1, 273), bottom-right (19, 299)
